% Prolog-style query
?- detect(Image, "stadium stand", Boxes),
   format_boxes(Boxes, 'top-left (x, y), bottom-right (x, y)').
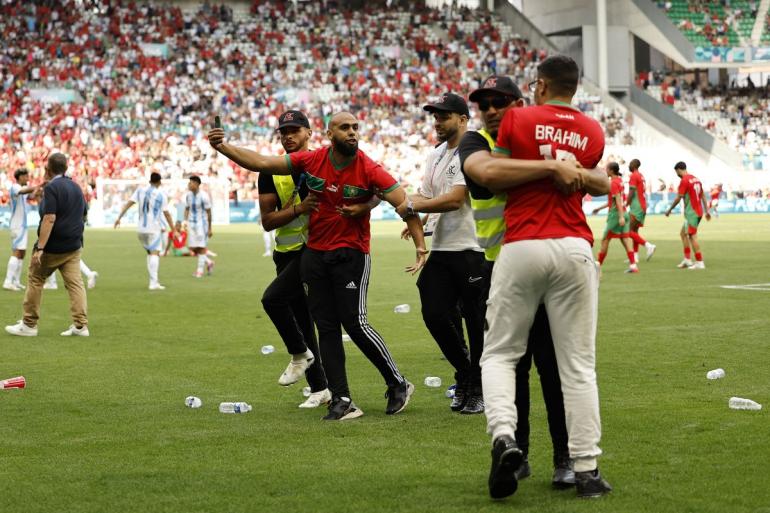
top-left (656, 0), bottom-right (743, 46)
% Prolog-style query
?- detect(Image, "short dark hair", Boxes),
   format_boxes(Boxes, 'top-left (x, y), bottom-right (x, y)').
top-left (150, 172), bottom-right (162, 184)
top-left (537, 55), bottom-right (580, 97)
top-left (189, 175), bottom-right (201, 185)
top-left (674, 161), bottom-right (687, 170)
top-left (629, 159), bottom-right (641, 170)
top-left (608, 162), bottom-right (620, 175)
top-left (14, 168), bottom-right (28, 180)
top-left (48, 153), bottom-right (68, 175)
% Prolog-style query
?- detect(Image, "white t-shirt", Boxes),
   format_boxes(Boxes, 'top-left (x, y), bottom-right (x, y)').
top-left (9, 184), bottom-right (28, 232)
top-left (420, 142), bottom-right (481, 252)
top-left (132, 185), bottom-right (169, 234)
top-left (185, 190), bottom-right (211, 232)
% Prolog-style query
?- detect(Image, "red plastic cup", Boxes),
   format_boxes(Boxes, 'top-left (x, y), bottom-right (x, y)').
top-left (0, 376), bottom-right (26, 389)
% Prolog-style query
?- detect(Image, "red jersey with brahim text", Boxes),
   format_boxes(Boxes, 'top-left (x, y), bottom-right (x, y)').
top-left (286, 147), bottom-right (399, 253)
top-left (494, 102), bottom-right (606, 245)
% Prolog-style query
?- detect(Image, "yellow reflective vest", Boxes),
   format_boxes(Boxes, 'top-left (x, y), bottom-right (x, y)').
top-left (272, 175), bottom-right (309, 253)
top-left (470, 129), bottom-right (507, 262)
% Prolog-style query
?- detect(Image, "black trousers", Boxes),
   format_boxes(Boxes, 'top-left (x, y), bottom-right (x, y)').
top-left (261, 248), bottom-right (327, 392)
top-left (300, 247), bottom-right (404, 400)
top-left (417, 250), bottom-right (486, 385)
top-left (481, 260), bottom-right (568, 457)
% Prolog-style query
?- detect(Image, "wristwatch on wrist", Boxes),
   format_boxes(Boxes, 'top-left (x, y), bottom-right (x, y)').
top-left (406, 199), bottom-right (416, 217)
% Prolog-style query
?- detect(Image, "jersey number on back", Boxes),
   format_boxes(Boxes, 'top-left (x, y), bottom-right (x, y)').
top-left (539, 144), bottom-right (577, 162)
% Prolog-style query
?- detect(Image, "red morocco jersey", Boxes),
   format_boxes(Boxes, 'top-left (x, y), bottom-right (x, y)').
top-left (286, 147), bottom-right (399, 253)
top-left (678, 173), bottom-right (704, 217)
top-left (494, 101), bottom-right (605, 245)
top-left (628, 170), bottom-right (647, 211)
top-left (608, 176), bottom-right (624, 212)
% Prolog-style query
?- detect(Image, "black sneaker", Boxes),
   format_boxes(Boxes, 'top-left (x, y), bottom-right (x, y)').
top-left (488, 435), bottom-right (523, 499)
top-left (384, 380), bottom-right (414, 415)
top-left (322, 396), bottom-right (363, 421)
top-left (460, 393), bottom-right (484, 414)
top-left (514, 456), bottom-right (531, 480)
top-left (449, 381), bottom-right (468, 411)
top-left (575, 468), bottom-right (612, 498)
top-left (552, 453), bottom-right (576, 489)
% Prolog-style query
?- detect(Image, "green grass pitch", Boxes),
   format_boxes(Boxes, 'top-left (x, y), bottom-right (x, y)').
top-left (1, 214), bottom-right (768, 513)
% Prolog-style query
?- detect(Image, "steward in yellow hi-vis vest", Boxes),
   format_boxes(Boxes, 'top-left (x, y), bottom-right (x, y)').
top-left (468, 128), bottom-right (506, 262)
top-left (272, 175), bottom-right (308, 252)
top-left (257, 109), bottom-right (330, 408)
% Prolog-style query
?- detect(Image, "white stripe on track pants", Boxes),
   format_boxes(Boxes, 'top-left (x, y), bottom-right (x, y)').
top-left (480, 237), bottom-right (602, 472)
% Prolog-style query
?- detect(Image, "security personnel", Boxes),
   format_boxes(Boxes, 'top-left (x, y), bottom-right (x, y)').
top-left (396, 93), bottom-right (486, 415)
top-left (258, 110), bottom-right (330, 408)
top-left (458, 76), bottom-right (574, 487)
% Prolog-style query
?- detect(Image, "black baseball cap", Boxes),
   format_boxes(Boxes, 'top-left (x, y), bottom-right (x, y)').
top-left (277, 110), bottom-right (310, 130)
top-left (423, 93), bottom-right (470, 117)
top-left (469, 75), bottom-right (523, 102)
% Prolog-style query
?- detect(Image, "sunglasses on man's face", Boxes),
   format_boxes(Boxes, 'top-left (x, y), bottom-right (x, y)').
top-left (476, 96), bottom-right (514, 112)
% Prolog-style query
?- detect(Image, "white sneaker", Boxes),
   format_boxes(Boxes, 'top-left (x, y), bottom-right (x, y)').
top-left (87, 272), bottom-right (98, 289)
top-left (299, 388), bottom-right (332, 408)
top-left (688, 261), bottom-right (706, 270)
top-left (5, 321), bottom-right (38, 337)
top-left (677, 259), bottom-right (693, 269)
top-left (43, 282), bottom-right (58, 290)
top-left (149, 283), bottom-right (166, 290)
top-left (193, 271), bottom-right (204, 278)
top-left (3, 281), bottom-right (21, 291)
top-left (645, 243), bottom-right (656, 261)
top-left (14, 282), bottom-right (25, 290)
top-left (60, 325), bottom-right (90, 337)
top-left (278, 350), bottom-right (315, 386)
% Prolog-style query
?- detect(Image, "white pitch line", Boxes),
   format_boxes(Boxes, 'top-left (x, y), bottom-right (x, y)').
top-left (720, 283), bottom-right (770, 291)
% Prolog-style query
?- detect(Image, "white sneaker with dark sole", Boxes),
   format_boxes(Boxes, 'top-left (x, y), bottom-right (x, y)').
top-left (5, 321), bottom-right (38, 337)
top-left (61, 325), bottom-right (90, 337)
top-left (299, 388), bottom-right (332, 408)
top-left (278, 350), bottom-right (315, 386)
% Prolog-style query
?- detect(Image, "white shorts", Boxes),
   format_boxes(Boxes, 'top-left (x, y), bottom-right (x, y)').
top-left (10, 229), bottom-right (28, 250)
top-left (137, 232), bottom-right (164, 252)
top-left (187, 227), bottom-right (208, 249)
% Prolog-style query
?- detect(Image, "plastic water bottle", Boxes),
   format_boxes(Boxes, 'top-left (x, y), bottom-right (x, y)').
top-left (302, 387), bottom-right (311, 397)
top-left (394, 304), bottom-right (411, 314)
top-left (261, 345), bottom-right (275, 355)
top-left (728, 397), bottom-right (762, 410)
top-left (424, 376), bottom-right (442, 388)
top-left (342, 334), bottom-right (352, 342)
top-left (706, 368), bottom-right (725, 380)
top-left (219, 402), bottom-right (252, 414)
top-left (445, 384), bottom-right (456, 398)
top-left (185, 396), bottom-right (202, 408)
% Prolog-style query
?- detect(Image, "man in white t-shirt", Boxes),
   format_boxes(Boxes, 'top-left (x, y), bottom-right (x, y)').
top-left (184, 175), bottom-right (214, 278)
top-left (3, 169), bottom-right (38, 291)
top-left (114, 172), bottom-right (175, 290)
top-left (395, 93), bottom-right (486, 415)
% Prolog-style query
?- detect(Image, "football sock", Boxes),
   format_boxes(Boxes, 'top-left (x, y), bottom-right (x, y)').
top-left (14, 256), bottom-right (23, 284)
top-left (148, 255), bottom-right (160, 283)
top-left (79, 260), bottom-right (94, 278)
top-left (46, 273), bottom-right (57, 287)
top-left (695, 252), bottom-right (703, 262)
top-left (684, 247), bottom-right (692, 260)
top-left (629, 232), bottom-right (647, 245)
top-left (627, 251), bottom-right (636, 265)
top-left (5, 256), bottom-right (19, 284)
top-left (598, 252), bottom-right (607, 265)
top-left (197, 254), bottom-right (206, 274)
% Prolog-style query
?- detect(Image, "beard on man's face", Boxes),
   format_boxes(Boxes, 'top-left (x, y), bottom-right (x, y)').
top-left (334, 138), bottom-right (358, 157)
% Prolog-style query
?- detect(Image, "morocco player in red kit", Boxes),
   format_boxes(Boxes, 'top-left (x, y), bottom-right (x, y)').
top-left (665, 161), bottom-right (711, 269)
top-left (463, 55), bottom-right (612, 500)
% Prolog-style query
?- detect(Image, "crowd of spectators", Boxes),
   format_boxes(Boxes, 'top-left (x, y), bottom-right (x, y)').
top-left (657, 0), bottom-right (749, 47)
top-left (1, 0), bottom-right (640, 209)
top-left (640, 71), bottom-right (770, 170)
